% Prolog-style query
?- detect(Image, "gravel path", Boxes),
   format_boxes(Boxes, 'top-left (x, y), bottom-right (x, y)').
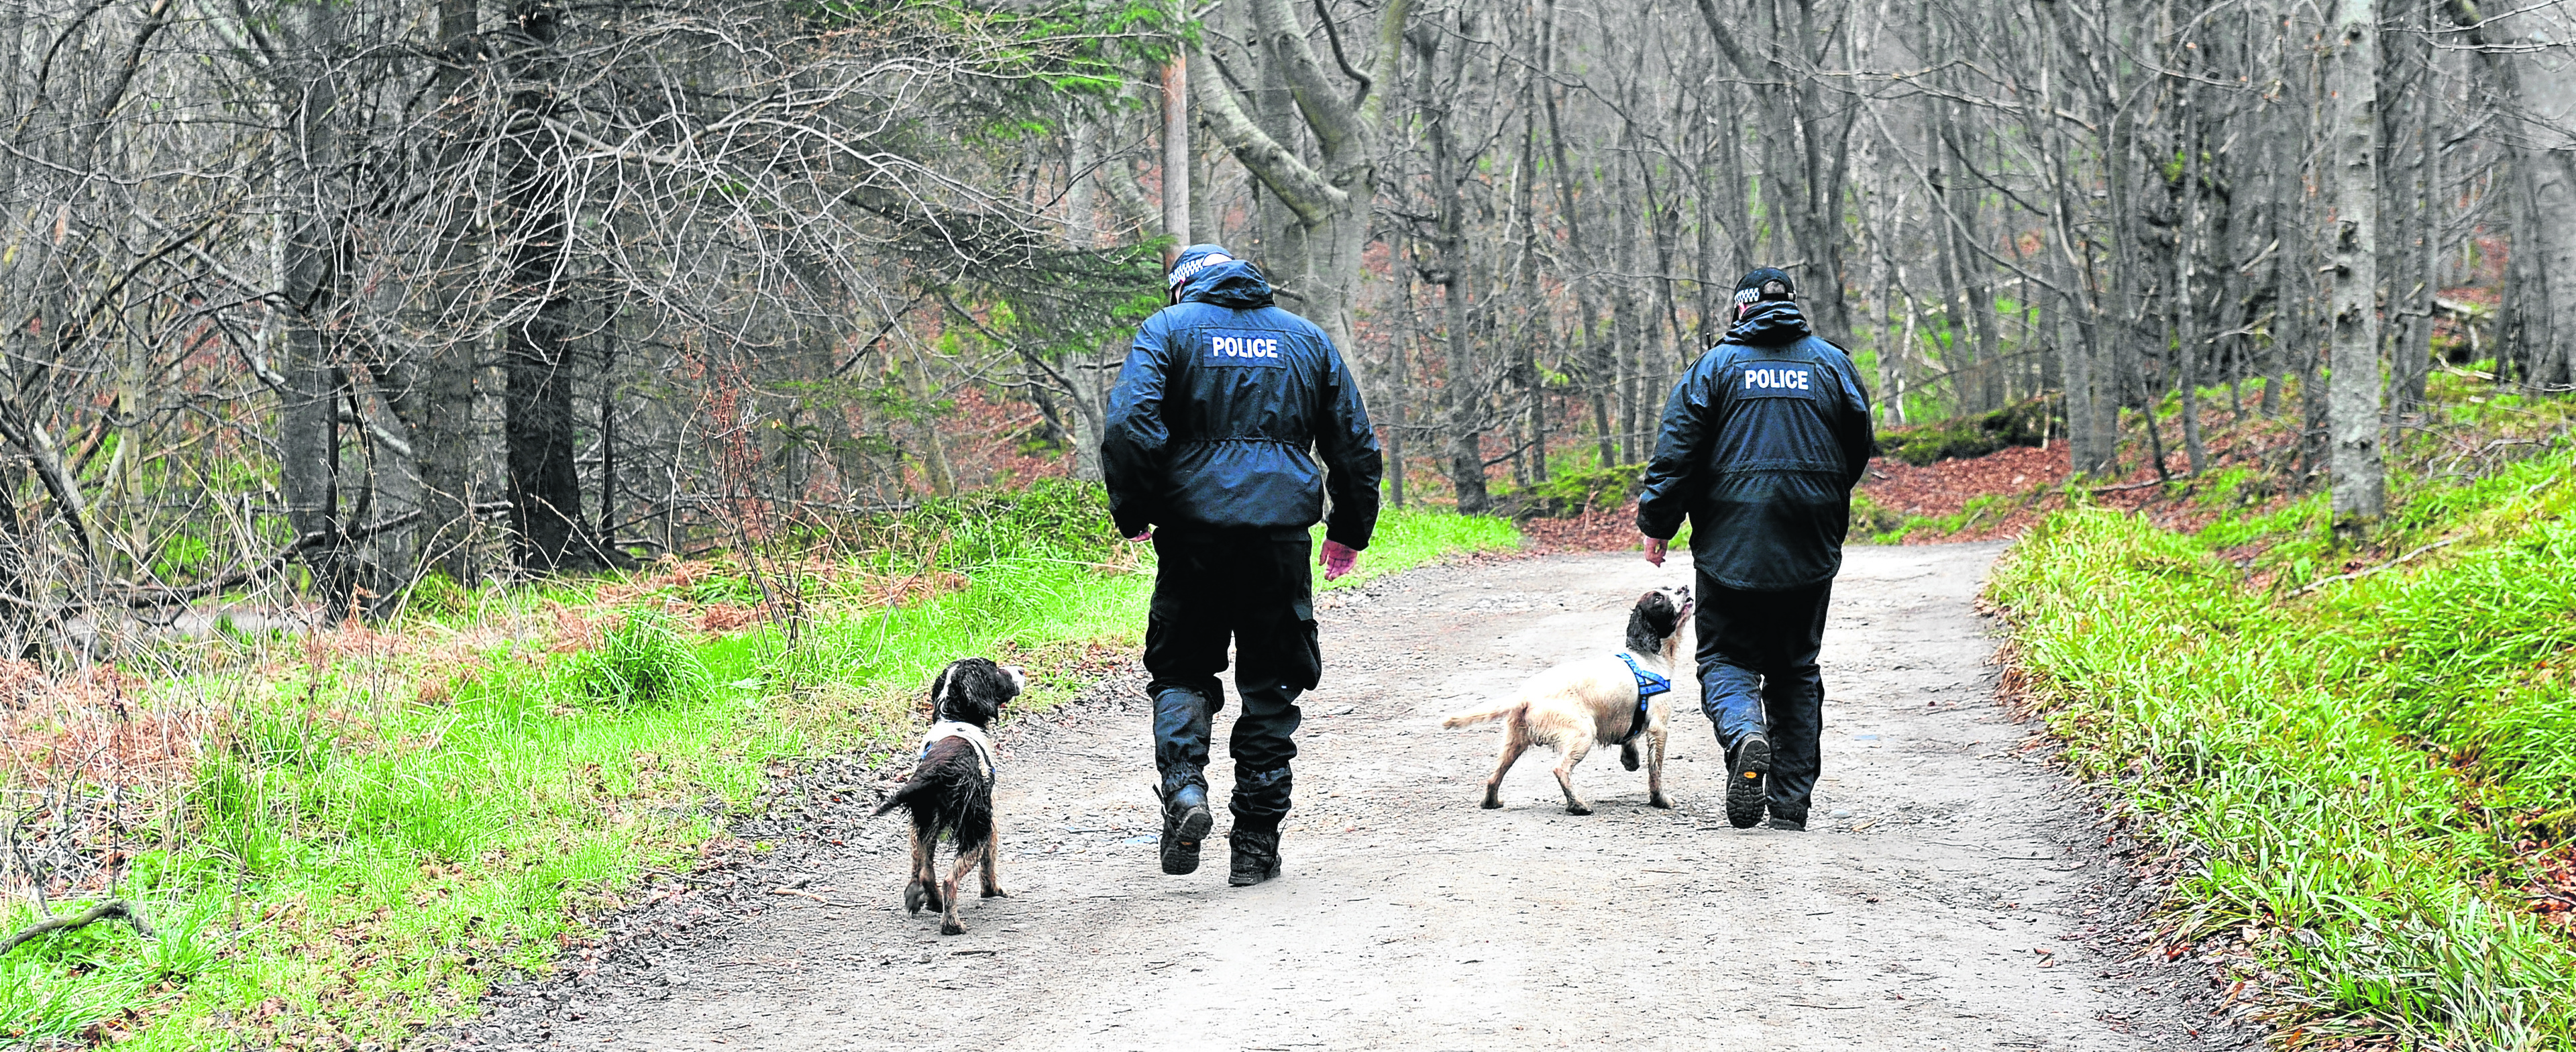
top-left (445, 544), bottom-right (2261, 1051)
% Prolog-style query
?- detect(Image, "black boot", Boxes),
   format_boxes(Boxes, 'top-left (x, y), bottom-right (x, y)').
top-left (1725, 733), bottom-right (1772, 830)
top-left (1161, 784), bottom-right (1214, 876)
top-left (1228, 829), bottom-right (1281, 886)
top-left (1152, 686), bottom-right (1217, 876)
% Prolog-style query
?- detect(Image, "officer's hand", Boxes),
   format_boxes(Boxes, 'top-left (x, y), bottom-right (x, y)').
top-left (1642, 536), bottom-right (1668, 567)
top-left (1320, 539), bottom-right (1359, 581)
top-left (1125, 529), bottom-right (1153, 543)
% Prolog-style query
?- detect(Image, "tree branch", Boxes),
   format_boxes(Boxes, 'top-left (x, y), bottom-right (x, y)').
top-left (1251, 0), bottom-right (1363, 158)
top-left (0, 900), bottom-right (152, 958)
top-left (1357, 0), bottom-right (1414, 127)
top-left (1313, 0), bottom-right (1371, 104)
top-left (1192, 45), bottom-right (1346, 226)
top-left (1690, 0), bottom-right (1758, 78)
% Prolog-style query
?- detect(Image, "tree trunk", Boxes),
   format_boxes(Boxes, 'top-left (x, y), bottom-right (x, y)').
top-left (1693, 0), bottom-right (1856, 338)
top-left (2174, 93), bottom-right (2209, 475)
top-left (1064, 120), bottom-right (1110, 484)
top-left (1162, 53), bottom-right (1191, 257)
top-left (418, 0), bottom-right (483, 584)
top-left (2443, 0), bottom-right (2576, 389)
top-left (1939, 98), bottom-right (2004, 411)
top-left (2328, 0), bottom-right (2384, 533)
top-left (1517, 97), bottom-right (1550, 484)
top-left (1925, 108), bottom-right (1982, 415)
top-left (1416, 15), bottom-right (1489, 514)
top-left (502, 0), bottom-right (588, 572)
top-left (279, 1), bottom-right (356, 619)
top-left (1536, 2), bottom-right (1616, 468)
top-left (2051, 242), bottom-right (2108, 476)
top-left (904, 345), bottom-right (957, 497)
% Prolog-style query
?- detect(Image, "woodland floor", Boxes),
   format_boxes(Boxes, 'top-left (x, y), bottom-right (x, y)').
top-left (429, 545), bottom-right (2261, 1051)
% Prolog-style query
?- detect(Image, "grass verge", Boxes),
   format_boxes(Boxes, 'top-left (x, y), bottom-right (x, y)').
top-left (0, 485), bottom-right (1516, 1050)
top-left (1990, 441), bottom-right (2576, 1049)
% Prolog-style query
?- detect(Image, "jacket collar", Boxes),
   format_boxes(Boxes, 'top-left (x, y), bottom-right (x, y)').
top-left (1728, 301), bottom-right (1813, 346)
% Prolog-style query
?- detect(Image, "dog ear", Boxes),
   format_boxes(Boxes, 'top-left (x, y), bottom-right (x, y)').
top-left (1640, 591), bottom-right (1678, 635)
top-left (938, 658), bottom-right (1008, 724)
top-left (978, 660), bottom-right (1014, 708)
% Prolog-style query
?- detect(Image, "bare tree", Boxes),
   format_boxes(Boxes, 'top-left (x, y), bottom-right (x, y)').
top-left (2328, 0), bottom-right (2384, 531)
top-left (1193, 0), bottom-right (1413, 356)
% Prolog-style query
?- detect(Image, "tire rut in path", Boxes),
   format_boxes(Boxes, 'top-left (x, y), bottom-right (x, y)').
top-left (454, 544), bottom-right (2253, 1051)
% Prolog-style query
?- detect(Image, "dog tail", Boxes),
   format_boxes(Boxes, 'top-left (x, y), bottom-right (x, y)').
top-left (871, 774), bottom-right (934, 818)
top-left (1440, 698), bottom-right (1524, 729)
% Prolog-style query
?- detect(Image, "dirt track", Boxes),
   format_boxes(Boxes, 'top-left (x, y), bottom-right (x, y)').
top-left (445, 544), bottom-right (2263, 1051)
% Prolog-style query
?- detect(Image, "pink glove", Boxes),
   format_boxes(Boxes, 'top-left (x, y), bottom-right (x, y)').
top-left (1320, 539), bottom-right (1359, 581)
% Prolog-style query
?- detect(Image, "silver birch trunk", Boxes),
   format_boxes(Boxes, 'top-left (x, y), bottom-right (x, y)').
top-left (2328, 0), bottom-right (2384, 531)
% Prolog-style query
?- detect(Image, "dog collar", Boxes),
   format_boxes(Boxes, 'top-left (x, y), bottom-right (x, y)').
top-left (921, 720), bottom-right (998, 783)
top-left (1615, 652), bottom-right (1670, 743)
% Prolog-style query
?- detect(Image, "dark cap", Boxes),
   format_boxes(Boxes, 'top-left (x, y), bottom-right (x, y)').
top-left (1167, 244), bottom-right (1236, 292)
top-left (1733, 267), bottom-right (1796, 307)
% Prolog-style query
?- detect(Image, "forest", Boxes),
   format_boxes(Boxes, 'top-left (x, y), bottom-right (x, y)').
top-left (0, 0), bottom-right (2562, 643)
top-left (5, 0), bottom-right (2576, 1047)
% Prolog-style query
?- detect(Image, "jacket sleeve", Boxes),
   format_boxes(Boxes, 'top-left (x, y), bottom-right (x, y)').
top-left (1315, 338), bottom-right (1383, 550)
top-left (1102, 314), bottom-right (1176, 539)
top-left (1830, 349), bottom-right (1876, 490)
top-left (1635, 352), bottom-right (1720, 540)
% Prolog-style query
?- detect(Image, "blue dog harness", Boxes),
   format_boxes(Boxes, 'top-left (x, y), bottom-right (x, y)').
top-left (1614, 652), bottom-right (1671, 743)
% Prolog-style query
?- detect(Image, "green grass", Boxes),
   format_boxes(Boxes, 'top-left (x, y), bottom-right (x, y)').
top-left (1318, 505), bottom-right (1521, 589)
top-left (0, 484), bottom-right (1517, 1050)
top-left (1991, 443), bottom-right (2576, 1049)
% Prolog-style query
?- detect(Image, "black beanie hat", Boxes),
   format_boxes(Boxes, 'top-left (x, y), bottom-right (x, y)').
top-left (1733, 267), bottom-right (1796, 309)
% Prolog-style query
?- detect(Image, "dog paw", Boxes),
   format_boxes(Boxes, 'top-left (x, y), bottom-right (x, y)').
top-left (939, 918), bottom-right (967, 936)
top-left (1563, 804), bottom-right (1593, 816)
top-left (1620, 748), bottom-right (1641, 772)
top-left (1649, 795), bottom-right (1674, 810)
top-left (904, 882), bottom-right (928, 914)
top-left (1480, 797), bottom-right (1503, 810)
top-left (980, 887), bottom-right (1008, 899)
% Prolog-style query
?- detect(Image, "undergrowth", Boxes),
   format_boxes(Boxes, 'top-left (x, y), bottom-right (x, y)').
top-left (1872, 392), bottom-right (2059, 466)
top-left (0, 482), bottom-right (1517, 1050)
top-left (1992, 426), bottom-right (2576, 1047)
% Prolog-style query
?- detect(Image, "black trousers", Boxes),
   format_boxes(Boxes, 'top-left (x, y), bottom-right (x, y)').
top-left (1144, 529), bottom-right (1322, 835)
top-left (1693, 568), bottom-right (1833, 820)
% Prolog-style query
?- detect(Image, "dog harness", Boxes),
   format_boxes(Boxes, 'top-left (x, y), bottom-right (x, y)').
top-left (919, 721), bottom-right (998, 782)
top-left (1615, 652), bottom-right (1672, 743)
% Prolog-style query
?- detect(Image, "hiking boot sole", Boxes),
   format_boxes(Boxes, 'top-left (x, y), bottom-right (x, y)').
top-left (1228, 857), bottom-right (1281, 886)
top-left (1161, 804), bottom-right (1214, 875)
top-left (1726, 737), bottom-right (1772, 829)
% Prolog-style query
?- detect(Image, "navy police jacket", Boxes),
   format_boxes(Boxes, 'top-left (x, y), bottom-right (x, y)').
top-left (1103, 250), bottom-right (1383, 549)
top-left (1635, 301), bottom-right (1874, 590)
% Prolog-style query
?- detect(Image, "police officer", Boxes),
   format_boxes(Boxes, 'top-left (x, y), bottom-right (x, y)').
top-left (1636, 268), bottom-right (1874, 831)
top-left (1102, 244), bottom-right (1383, 885)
